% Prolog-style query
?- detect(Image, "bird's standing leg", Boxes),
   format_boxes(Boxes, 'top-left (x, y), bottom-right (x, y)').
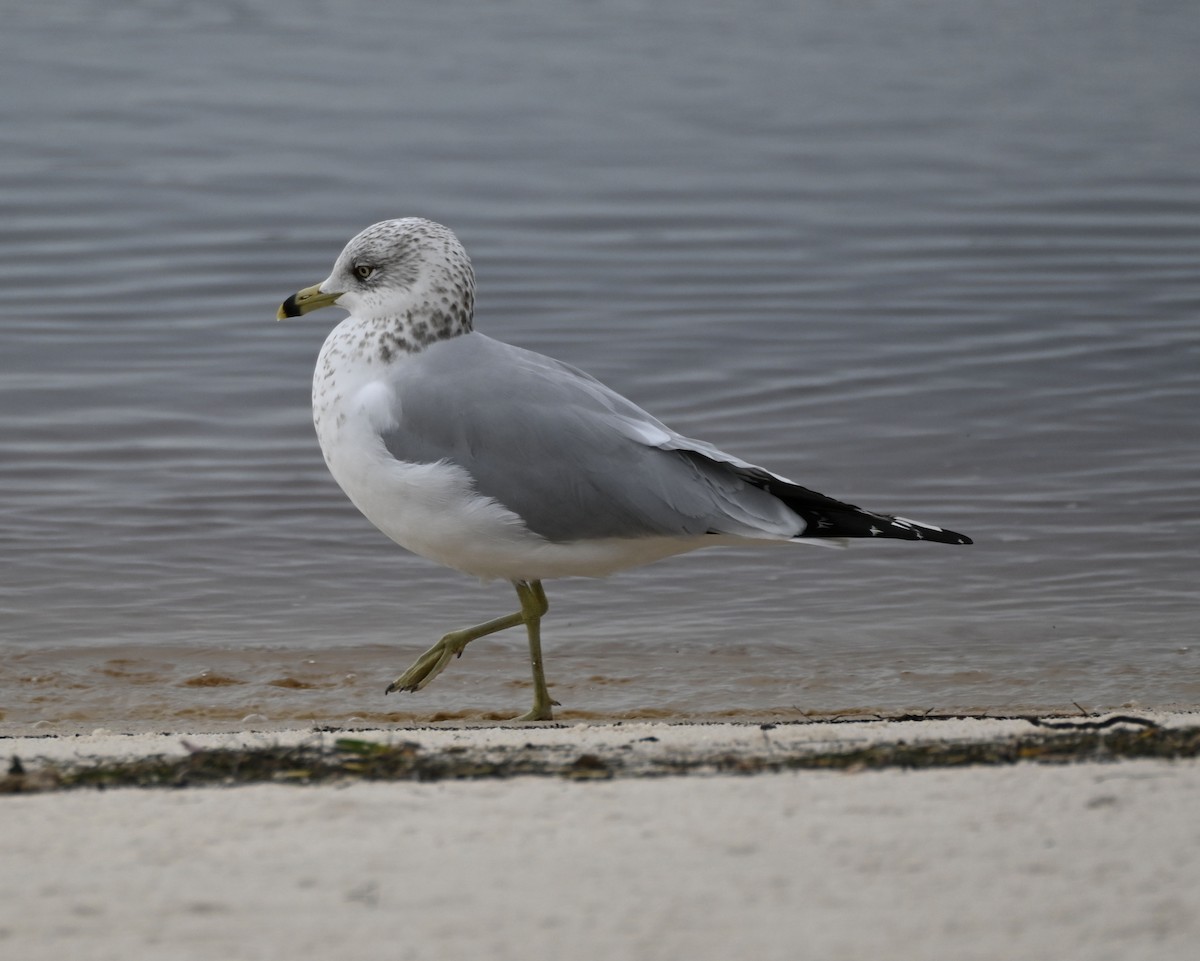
top-left (385, 579), bottom-right (558, 721)
top-left (512, 579), bottom-right (558, 722)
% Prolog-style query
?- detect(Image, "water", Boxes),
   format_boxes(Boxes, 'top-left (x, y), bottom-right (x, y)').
top-left (2, 0), bottom-right (1198, 731)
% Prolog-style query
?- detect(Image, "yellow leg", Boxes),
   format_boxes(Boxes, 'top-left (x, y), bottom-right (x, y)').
top-left (512, 580), bottom-right (558, 722)
top-left (385, 579), bottom-right (559, 721)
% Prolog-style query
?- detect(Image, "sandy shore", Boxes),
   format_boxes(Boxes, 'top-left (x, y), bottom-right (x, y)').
top-left (2, 714), bottom-right (1198, 961)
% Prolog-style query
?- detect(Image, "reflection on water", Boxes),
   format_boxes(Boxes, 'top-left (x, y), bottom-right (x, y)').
top-left (2, 1), bottom-right (1199, 729)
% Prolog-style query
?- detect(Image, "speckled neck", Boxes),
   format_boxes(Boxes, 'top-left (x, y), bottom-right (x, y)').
top-left (370, 294), bottom-right (474, 362)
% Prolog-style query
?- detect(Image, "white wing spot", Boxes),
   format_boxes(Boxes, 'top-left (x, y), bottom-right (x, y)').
top-left (895, 515), bottom-right (944, 533)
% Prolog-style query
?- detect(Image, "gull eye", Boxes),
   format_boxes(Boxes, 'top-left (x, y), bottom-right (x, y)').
top-left (353, 264), bottom-right (375, 281)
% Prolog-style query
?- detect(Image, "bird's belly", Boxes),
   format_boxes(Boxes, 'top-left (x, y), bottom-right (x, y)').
top-left (314, 402), bottom-right (714, 581)
top-left (323, 436), bottom-right (716, 579)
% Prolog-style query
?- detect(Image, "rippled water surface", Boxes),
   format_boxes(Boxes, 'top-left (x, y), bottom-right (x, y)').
top-left (3, 1), bottom-right (1199, 730)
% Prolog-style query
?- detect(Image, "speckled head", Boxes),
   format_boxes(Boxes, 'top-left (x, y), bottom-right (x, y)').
top-left (278, 218), bottom-right (476, 358)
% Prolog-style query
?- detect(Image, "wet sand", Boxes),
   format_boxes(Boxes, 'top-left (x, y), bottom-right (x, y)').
top-left (2, 714), bottom-right (1198, 960)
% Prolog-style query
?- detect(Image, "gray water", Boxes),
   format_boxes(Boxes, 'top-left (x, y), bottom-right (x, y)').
top-left (2, 0), bottom-right (1198, 730)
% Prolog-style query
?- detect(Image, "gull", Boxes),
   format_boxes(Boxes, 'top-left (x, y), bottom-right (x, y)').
top-left (278, 218), bottom-right (972, 720)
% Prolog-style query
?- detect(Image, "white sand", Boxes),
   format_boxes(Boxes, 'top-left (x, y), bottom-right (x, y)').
top-left (2, 716), bottom-right (1198, 961)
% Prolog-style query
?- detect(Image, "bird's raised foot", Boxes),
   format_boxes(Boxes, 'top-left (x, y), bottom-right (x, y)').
top-left (384, 630), bottom-right (473, 695)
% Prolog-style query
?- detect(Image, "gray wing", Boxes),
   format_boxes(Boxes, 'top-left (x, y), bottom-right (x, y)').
top-left (380, 333), bottom-right (805, 542)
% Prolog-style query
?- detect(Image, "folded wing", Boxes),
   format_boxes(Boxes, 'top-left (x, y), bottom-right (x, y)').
top-left (380, 334), bottom-right (971, 547)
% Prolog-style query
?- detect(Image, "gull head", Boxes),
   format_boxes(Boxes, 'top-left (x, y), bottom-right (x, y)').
top-left (277, 218), bottom-right (476, 352)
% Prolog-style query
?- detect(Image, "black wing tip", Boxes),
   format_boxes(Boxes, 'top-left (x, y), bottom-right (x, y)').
top-left (889, 515), bottom-right (973, 545)
top-left (795, 510), bottom-right (973, 545)
top-left (735, 469), bottom-right (972, 546)
top-left (921, 528), bottom-right (973, 545)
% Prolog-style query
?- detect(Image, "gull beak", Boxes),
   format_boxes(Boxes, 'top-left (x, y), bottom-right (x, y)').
top-left (277, 284), bottom-right (345, 320)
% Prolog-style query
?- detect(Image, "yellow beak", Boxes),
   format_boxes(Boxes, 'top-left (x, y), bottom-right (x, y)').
top-left (277, 284), bottom-right (344, 320)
